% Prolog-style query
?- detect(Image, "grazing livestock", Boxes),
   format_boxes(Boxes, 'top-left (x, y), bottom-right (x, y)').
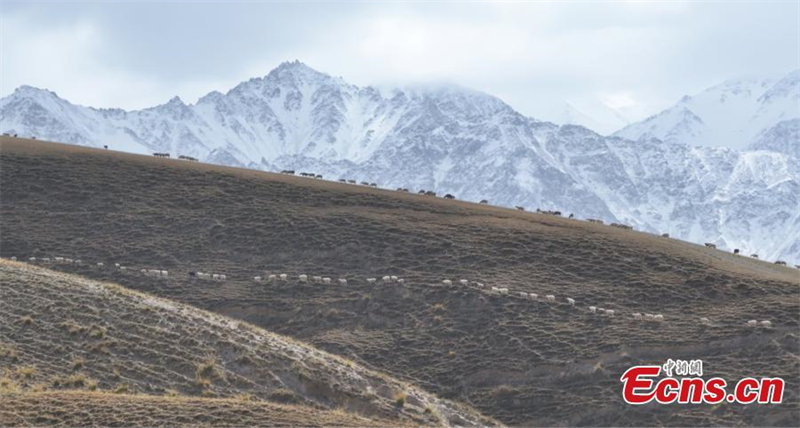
top-left (361, 181), bottom-right (370, 186)
top-left (120, 266), bottom-right (127, 272)
top-left (443, 279), bottom-right (453, 286)
top-left (390, 275), bottom-right (398, 282)
top-left (366, 278), bottom-right (376, 284)
top-left (475, 282), bottom-right (485, 288)
top-left (529, 293), bottom-right (538, 301)
top-left (347, 180), bottom-right (356, 184)
top-left (775, 260), bottom-right (787, 266)
top-left (653, 314), bottom-right (664, 322)
top-left (480, 199), bottom-right (488, 204)
top-left (747, 320), bottom-right (758, 327)
top-left (280, 170), bottom-right (295, 175)
top-left (10, 256), bottom-right (16, 261)
top-left (661, 233), bottom-right (670, 238)
top-left (254, 276), bottom-right (262, 282)
top-left (397, 278), bottom-right (405, 284)
top-left (644, 313), bottom-right (654, 321)
top-left (153, 152), bottom-right (170, 158)
top-left (219, 274), bottom-right (227, 281)
top-left (515, 206), bottom-right (525, 211)
top-left (42, 257), bottom-right (51, 264)
top-left (339, 278), bottom-right (347, 285)
top-left (566, 298), bottom-right (575, 306)
top-left (568, 213), bottom-right (574, 219)
top-left (339, 179), bottom-right (347, 183)
top-left (28, 257), bottom-right (36, 262)
top-left (497, 288), bottom-right (509, 295)
top-left (322, 277), bottom-right (331, 284)
top-left (589, 306), bottom-right (597, 313)
top-left (632, 312), bottom-right (642, 320)
top-left (313, 276), bottom-right (322, 284)
top-left (425, 191), bottom-right (436, 197)
top-left (115, 263), bottom-right (121, 268)
top-left (751, 254), bottom-right (759, 259)
top-left (597, 308), bottom-right (606, 314)
top-left (161, 270), bottom-right (168, 278)
top-left (545, 295), bottom-right (556, 303)
top-left (733, 249), bottom-right (740, 255)
top-left (299, 274), bottom-right (308, 282)
top-left (606, 310), bottom-right (615, 317)
top-left (212, 274), bottom-right (220, 280)
top-left (268, 274), bottom-right (277, 281)
top-left (704, 243), bottom-right (716, 249)
top-left (104, 145), bottom-right (108, 149)
top-left (700, 317), bottom-right (711, 325)
top-left (587, 219), bottom-right (604, 225)
top-left (610, 223), bottom-right (633, 230)
top-left (382, 276), bottom-right (391, 283)
top-left (760, 320), bottom-right (772, 328)
top-left (444, 194), bottom-right (455, 199)
top-left (370, 183), bottom-right (377, 187)
top-left (279, 274), bottom-right (288, 281)
top-left (418, 190), bottom-right (427, 194)
top-left (316, 175), bottom-right (323, 179)
top-left (459, 279), bottom-right (468, 285)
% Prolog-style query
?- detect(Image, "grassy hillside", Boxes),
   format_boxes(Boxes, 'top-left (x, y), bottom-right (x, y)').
top-left (0, 259), bottom-right (493, 426)
top-left (1, 136), bottom-right (798, 426)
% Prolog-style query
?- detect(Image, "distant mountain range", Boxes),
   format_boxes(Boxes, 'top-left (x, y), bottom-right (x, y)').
top-left (1, 61), bottom-right (798, 264)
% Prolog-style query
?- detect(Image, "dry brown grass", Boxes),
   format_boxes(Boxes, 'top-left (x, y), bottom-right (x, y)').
top-left (0, 391), bottom-right (406, 427)
top-left (1, 137), bottom-right (798, 426)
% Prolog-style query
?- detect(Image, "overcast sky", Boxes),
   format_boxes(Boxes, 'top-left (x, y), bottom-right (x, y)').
top-left (2, 1), bottom-right (799, 132)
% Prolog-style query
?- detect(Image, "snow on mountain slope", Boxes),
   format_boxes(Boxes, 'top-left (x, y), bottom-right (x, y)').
top-left (614, 70), bottom-right (800, 151)
top-left (1, 61), bottom-right (798, 264)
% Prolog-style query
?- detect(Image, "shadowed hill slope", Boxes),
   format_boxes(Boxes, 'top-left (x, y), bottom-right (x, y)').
top-left (1, 137), bottom-right (799, 426)
top-left (0, 260), bottom-right (493, 427)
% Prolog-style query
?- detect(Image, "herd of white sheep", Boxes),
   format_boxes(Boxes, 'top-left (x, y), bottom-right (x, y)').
top-left (8, 255), bottom-right (780, 330)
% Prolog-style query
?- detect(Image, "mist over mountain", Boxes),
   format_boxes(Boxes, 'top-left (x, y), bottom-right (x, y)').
top-left (1, 61), bottom-right (798, 264)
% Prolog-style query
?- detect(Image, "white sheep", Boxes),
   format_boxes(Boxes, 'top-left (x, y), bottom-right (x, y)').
top-left (213, 274), bottom-right (220, 280)
top-left (699, 317), bottom-right (710, 325)
top-left (589, 306), bottom-right (597, 313)
top-left (322, 277), bottom-right (331, 284)
top-left (29, 257), bottom-right (36, 262)
top-left (491, 286), bottom-right (500, 293)
top-left (760, 320), bottom-right (772, 328)
top-left (10, 256), bottom-right (16, 261)
top-left (475, 282), bottom-right (484, 288)
top-left (747, 320), bottom-right (758, 327)
top-left (161, 270), bottom-right (168, 278)
top-left (97, 262), bottom-right (104, 268)
top-left (43, 257), bottom-right (52, 264)
top-left (632, 312), bottom-right (642, 320)
top-left (653, 314), bottom-right (664, 322)
top-left (299, 274), bottom-right (308, 282)
top-left (382, 276), bottom-right (391, 283)
top-left (339, 278), bottom-right (347, 285)
top-left (606, 309), bottom-right (615, 317)
top-left (313, 276), bottom-right (322, 283)
top-left (115, 263), bottom-right (120, 268)
top-left (120, 266), bottom-right (127, 272)
top-left (644, 313), bottom-right (654, 321)
top-left (220, 274), bottom-right (227, 281)
top-left (254, 276), bottom-right (262, 282)
top-left (545, 295), bottom-right (556, 303)
top-left (498, 288), bottom-right (509, 295)
top-left (518, 292), bottom-right (528, 298)
top-left (366, 278), bottom-right (376, 284)
top-left (530, 293), bottom-right (538, 301)
top-left (390, 275), bottom-right (398, 282)
top-left (442, 279), bottom-right (453, 286)
top-left (279, 274), bottom-right (288, 281)
top-left (74, 260), bottom-right (82, 266)
top-left (566, 298), bottom-right (575, 306)
top-left (141, 269), bottom-right (148, 275)
top-left (268, 274), bottom-right (277, 281)
top-left (597, 308), bottom-right (606, 314)
top-left (65, 258), bottom-right (73, 264)
top-left (397, 278), bottom-right (405, 284)
top-left (459, 279), bottom-right (468, 285)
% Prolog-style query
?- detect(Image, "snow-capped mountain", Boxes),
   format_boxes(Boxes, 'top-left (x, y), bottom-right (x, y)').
top-left (614, 70), bottom-right (800, 152)
top-left (2, 61), bottom-right (798, 264)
